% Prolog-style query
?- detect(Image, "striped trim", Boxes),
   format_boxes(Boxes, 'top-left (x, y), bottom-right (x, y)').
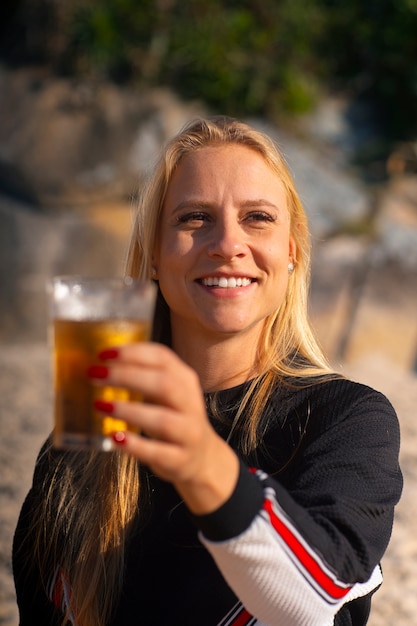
top-left (262, 488), bottom-right (352, 604)
top-left (217, 601), bottom-right (257, 626)
top-left (47, 565), bottom-right (78, 625)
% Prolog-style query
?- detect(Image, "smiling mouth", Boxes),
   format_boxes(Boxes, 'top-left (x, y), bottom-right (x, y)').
top-left (199, 277), bottom-right (254, 288)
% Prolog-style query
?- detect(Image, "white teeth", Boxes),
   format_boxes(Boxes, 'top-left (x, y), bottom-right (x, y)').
top-left (201, 277), bottom-right (252, 288)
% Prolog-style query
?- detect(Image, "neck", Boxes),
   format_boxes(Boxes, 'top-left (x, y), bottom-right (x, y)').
top-left (171, 326), bottom-right (261, 392)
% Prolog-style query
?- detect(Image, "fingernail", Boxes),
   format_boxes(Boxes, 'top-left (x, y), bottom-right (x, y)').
top-left (98, 348), bottom-right (119, 361)
top-left (87, 365), bottom-right (109, 379)
top-left (112, 431), bottom-right (127, 445)
top-left (94, 399), bottom-right (114, 413)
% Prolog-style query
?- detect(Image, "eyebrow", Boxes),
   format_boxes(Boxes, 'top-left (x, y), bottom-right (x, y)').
top-left (239, 199), bottom-right (281, 210)
top-left (171, 198), bottom-right (282, 214)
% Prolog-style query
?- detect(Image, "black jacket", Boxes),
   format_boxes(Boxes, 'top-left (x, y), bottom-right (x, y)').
top-left (13, 377), bottom-right (402, 625)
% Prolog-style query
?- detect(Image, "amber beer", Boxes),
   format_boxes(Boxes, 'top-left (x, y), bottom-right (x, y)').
top-left (50, 277), bottom-right (156, 451)
top-left (53, 318), bottom-right (150, 450)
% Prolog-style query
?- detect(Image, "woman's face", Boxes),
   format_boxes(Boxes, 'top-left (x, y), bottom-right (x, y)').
top-left (153, 144), bottom-right (296, 345)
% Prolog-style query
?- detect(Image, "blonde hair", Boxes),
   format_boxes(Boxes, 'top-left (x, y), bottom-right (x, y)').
top-left (29, 117), bottom-right (332, 626)
top-left (27, 447), bottom-right (140, 626)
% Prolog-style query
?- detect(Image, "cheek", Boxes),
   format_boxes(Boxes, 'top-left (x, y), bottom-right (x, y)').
top-left (263, 241), bottom-right (289, 265)
top-left (156, 238), bottom-right (191, 293)
top-left (158, 230), bottom-right (195, 258)
top-left (272, 230), bottom-right (292, 263)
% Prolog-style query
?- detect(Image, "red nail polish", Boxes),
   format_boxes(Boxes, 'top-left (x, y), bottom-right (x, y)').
top-left (98, 348), bottom-right (119, 361)
top-left (87, 365), bottom-right (109, 379)
top-left (94, 399), bottom-right (114, 413)
top-left (112, 431), bottom-right (126, 445)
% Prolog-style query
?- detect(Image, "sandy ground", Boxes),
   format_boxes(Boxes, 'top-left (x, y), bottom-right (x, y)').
top-left (0, 344), bottom-right (416, 625)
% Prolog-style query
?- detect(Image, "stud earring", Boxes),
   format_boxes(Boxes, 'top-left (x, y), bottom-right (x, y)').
top-left (288, 262), bottom-right (295, 274)
top-left (151, 267), bottom-right (157, 278)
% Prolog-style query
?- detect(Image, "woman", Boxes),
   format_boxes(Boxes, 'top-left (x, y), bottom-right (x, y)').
top-left (13, 117), bottom-right (402, 626)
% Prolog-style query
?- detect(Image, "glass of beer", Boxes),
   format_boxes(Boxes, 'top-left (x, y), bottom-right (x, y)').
top-left (49, 276), bottom-right (157, 451)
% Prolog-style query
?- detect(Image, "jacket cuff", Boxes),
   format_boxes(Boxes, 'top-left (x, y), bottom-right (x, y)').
top-left (190, 459), bottom-right (264, 541)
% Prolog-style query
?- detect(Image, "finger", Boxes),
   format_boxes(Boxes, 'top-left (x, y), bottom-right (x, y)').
top-left (110, 430), bottom-right (187, 481)
top-left (89, 361), bottom-right (199, 408)
top-left (88, 358), bottom-right (203, 412)
top-left (94, 398), bottom-right (185, 443)
top-left (98, 342), bottom-right (178, 369)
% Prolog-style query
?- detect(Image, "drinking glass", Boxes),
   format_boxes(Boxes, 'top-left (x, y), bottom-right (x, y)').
top-left (49, 276), bottom-right (156, 451)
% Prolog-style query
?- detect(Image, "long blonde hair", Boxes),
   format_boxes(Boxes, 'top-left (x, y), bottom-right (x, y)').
top-left (29, 117), bottom-right (332, 626)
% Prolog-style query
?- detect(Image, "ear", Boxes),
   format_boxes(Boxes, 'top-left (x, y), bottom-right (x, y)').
top-left (151, 258), bottom-right (159, 279)
top-left (289, 236), bottom-right (297, 263)
top-left (151, 244), bottom-right (160, 279)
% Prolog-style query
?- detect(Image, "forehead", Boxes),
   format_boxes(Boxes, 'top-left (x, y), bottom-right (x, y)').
top-left (175, 143), bottom-right (272, 173)
top-left (167, 144), bottom-right (285, 196)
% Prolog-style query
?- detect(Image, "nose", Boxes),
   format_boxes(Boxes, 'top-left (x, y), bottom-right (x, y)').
top-left (207, 216), bottom-right (247, 260)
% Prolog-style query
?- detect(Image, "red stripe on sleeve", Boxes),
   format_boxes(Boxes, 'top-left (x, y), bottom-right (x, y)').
top-left (263, 498), bottom-right (351, 601)
top-left (230, 607), bottom-right (254, 625)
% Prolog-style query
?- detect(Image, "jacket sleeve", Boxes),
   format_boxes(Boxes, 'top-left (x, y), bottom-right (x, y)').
top-left (12, 439), bottom-right (64, 626)
top-left (13, 488), bottom-right (64, 625)
top-left (191, 387), bottom-right (403, 626)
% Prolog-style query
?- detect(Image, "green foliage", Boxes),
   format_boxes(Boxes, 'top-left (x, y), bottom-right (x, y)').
top-left (168, 1), bottom-right (325, 116)
top-left (59, 0), bottom-right (325, 119)
top-left (2, 0), bottom-right (417, 139)
top-left (318, 0), bottom-right (417, 138)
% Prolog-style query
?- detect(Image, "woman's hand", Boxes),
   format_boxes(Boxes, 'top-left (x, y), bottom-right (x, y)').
top-left (88, 343), bottom-right (239, 515)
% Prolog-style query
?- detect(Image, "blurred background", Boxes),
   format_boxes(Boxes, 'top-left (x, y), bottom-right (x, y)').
top-left (0, 1), bottom-right (416, 625)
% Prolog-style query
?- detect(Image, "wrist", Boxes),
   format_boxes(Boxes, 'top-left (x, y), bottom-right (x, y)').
top-left (175, 441), bottom-right (240, 515)
top-left (190, 459), bottom-right (265, 541)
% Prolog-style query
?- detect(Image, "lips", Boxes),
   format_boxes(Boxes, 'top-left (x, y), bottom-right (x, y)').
top-left (200, 276), bottom-right (253, 288)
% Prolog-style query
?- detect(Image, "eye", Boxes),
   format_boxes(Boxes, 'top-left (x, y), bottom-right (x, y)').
top-left (244, 211), bottom-right (277, 223)
top-left (176, 211), bottom-right (211, 225)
